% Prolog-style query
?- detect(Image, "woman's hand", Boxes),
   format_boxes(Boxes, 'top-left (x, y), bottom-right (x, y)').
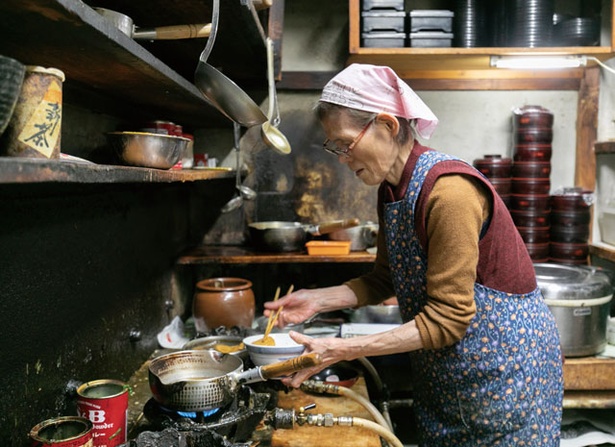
top-left (281, 331), bottom-right (351, 388)
top-left (263, 285), bottom-right (358, 328)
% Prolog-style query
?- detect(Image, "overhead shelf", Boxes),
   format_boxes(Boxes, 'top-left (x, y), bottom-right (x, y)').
top-left (348, 0), bottom-right (615, 81)
top-left (0, 0), bottom-right (268, 128)
top-left (0, 158), bottom-right (234, 184)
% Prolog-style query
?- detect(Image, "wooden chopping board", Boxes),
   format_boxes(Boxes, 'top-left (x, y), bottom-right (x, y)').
top-left (271, 377), bottom-right (382, 447)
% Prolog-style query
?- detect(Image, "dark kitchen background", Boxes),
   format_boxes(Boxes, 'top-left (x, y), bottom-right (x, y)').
top-left (1, 0), bottom-right (615, 445)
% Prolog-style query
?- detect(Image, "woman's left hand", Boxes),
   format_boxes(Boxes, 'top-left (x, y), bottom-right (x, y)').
top-left (282, 330), bottom-right (349, 388)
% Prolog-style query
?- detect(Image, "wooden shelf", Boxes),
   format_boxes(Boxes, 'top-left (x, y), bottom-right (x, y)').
top-left (177, 245), bottom-right (377, 265)
top-left (0, 0), bottom-right (268, 128)
top-left (596, 141), bottom-right (615, 154)
top-left (591, 243), bottom-right (615, 263)
top-left (348, 0), bottom-right (615, 83)
top-left (0, 158), bottom-right (234, 184)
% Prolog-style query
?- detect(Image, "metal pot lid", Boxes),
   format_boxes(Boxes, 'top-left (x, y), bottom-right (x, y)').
top-left (534, 263), bottom-right (613, 301)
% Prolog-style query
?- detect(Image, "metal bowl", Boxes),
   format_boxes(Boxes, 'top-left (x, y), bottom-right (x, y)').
top-left (351, 305), bottom-right (402, 324)
top-left (107, 131), bottom-right (188, 169)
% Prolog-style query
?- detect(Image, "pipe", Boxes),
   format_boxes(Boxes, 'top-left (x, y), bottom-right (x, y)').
top-left (352, 417), bottom-right (404, 447)
top-left (300, 380), bottom-right (392, 431)
top-left (353, 357), bottom-right (394, 430)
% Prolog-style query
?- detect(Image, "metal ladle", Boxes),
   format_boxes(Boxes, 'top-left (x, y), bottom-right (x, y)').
top-left (221, 123), bottom-right (256, 213)
top-left (194, 0), bottom-right (267, 127)
top-left (261, 38), bottom-right (291, 154)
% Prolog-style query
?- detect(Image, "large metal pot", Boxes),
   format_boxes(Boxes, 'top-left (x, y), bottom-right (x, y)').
top-left (328, 222), bottom-right (378, 251)
top-left (248, 219), bottom-right (360, 252)
top-left (535, 263), bottom-right (613, 357)
top-left (148, 350), bottom-right (320, 411)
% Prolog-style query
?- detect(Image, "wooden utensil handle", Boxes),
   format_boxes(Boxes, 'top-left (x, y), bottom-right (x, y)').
top-left (260, 352), bottom-right (321, 379)
top-left (134, 23), bottom-right (211, 40)
top-left (317, 218), bottom-right (361, 235)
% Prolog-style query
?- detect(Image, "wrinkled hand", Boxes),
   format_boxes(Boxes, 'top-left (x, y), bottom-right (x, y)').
top-left (263, 288), bottom-right (322, 328)
top-left (281, 331), bottom-right (348, 388)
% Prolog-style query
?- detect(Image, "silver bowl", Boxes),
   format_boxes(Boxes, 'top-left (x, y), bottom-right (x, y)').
top-left (107, 131), bottom-right (188, 169)
top-left (351, 305), bottom-right (402, 324)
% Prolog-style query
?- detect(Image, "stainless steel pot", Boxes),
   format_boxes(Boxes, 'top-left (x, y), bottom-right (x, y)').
top-left (535, 263), bottom-right (613, 357)
top-left (148, 350), bottom-right (320, 411)
top-left (328, 222), bottom-right (378, 251)
top-left (248, 219), bottom-right (360, 252)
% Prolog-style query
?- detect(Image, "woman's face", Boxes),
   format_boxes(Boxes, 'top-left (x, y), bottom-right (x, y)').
top-left (321, 111), bottom-right (407, 186)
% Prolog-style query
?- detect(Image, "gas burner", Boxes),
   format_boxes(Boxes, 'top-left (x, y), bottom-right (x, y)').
top-left (143, 386), bottom-right (273, 442)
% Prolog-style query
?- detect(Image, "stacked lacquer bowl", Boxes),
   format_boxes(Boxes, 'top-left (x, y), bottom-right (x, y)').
top-left (549, 188), bottom-right (593, 265)
top-left (473, 154), bottom-right (512, 207)
top-left (510, 105), bottom-right (553, 262)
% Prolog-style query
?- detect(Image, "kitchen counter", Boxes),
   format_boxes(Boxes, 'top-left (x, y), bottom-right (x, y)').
top-left (125, 351), bottom-right (383, 446)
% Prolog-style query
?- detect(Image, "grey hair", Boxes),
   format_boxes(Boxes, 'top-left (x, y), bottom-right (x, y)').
top-left (315, 101), bottom-right (416, 145)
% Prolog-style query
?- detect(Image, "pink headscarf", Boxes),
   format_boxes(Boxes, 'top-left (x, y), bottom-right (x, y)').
top-left (319, 63), bottom-right (438, 139)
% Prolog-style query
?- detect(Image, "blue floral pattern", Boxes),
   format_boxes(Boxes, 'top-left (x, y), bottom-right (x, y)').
top-left (384, 151), bottom-right (563, 446)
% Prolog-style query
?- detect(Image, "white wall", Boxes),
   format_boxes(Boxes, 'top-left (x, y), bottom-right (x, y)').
top-left (281, 0), bottom-right (581, 191)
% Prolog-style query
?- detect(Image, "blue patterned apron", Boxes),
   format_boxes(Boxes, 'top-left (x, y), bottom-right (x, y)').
top-left (384, 151), bottom-right (563, 446)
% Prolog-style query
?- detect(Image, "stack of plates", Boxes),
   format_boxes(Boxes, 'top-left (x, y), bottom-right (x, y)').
top-left (506, 0), bottom-right (555, 47)
top-left (453, 0), bottom-right (489, 47)
top-left (553, 17), bottom-right (600, 46)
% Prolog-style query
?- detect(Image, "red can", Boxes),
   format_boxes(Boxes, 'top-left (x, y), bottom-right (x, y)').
top-left (30, 416), bottom-right (93, 447)
top-left (142, 120), bottom-right (175, 135)
top-left (76, 380), bottom-right (129, 447)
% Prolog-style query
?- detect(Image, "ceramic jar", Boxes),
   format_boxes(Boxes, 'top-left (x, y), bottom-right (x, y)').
top-left (192, 277), bottom-right (255, 333)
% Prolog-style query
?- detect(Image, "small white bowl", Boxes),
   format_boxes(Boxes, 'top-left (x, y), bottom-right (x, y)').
top-left (243, 333), bottom-right (305, 366)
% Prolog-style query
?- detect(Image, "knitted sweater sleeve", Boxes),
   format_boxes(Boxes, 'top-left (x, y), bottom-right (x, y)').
top-left (414, 174), bottom-right (488, 349)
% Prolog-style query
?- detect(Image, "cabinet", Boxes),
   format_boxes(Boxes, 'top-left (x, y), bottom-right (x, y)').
top-left (348, 0), bottom-right (615, 86)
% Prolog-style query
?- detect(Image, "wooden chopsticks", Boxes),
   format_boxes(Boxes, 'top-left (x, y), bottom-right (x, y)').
top-left (263, 284), bottom-right (294, 338)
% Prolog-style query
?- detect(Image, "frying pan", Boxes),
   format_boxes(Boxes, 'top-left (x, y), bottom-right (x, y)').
top-left (194, 0), bottom-right (267, 127)
top-left (148, 350), bottom-right (320, 411)
top-left (94, 8), bottom-right (211, 40)
top-left (248, 219), bottom-right (361, 252)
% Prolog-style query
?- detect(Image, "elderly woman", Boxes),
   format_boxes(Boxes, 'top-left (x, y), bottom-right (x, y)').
top-left (264, 63), bottom-right (563, 446)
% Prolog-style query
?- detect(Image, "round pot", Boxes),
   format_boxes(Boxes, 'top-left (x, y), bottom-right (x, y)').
top-left (473, 154), bottom-right (512, 178)
top-left (510, 209), bottom-right (550, 227)
top-left (514, 127), bottom-right (553, 144)
top-left (514, 144), bottom-right (552, 162)
top-left (534, 263), bottom-right (613, 357)
top-left (328, 222), bottom-right (379, 251)
top-left (549, 242), bottom-right (589, 261)
top-left (511, 161), bottom-right (551, 178)
top-left (489, 178), bottom-right (512, 195)
top-left (309, 362), bottom-right (360, 388)
top-left (513, 105), bottom-right (554, 129)
top-left (509, 194), bottom-right (550, 211)
top-left (517, 226), bottom-right (550, 244)
top-left (511, 178), bottom-right (550, 195)
top-left (551, 188), bottom-right (594, 211)
top-left (550, 209), bottom-right (591, 226)
top-left (192, 277), bottom-right (255, 333)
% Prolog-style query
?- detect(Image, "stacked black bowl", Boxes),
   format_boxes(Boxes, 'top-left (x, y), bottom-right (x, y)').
top-left (510, 105), bottom-right (554, 263)
top-left (549, 188), bottom-right (593, 265)
top-left (473, 154), bottom-right (512, 208)
top-left (505, 0), bottom-right (555, 47)
top-left (453, 0), bottom-right (489, 47)
top-left (553, 17), bottom-right (600, 46)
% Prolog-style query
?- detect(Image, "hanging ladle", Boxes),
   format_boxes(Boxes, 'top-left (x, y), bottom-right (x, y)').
top-left (221, 123), bottom-right (256, 213)
top-left (261, 37), bottom-right (292, 155)
top-left (194, 0), bottom-right (267, 127)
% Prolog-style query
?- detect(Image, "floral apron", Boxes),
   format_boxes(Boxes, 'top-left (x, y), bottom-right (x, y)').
top-left (384, 151), bottom-right (563, 446)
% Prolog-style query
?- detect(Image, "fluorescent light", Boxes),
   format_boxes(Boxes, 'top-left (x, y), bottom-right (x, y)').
top-left (490, 55), bottom-right (587, 69)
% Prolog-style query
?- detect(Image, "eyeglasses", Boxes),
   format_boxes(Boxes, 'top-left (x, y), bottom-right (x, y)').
top-left (322, 118), bottom-right (374, 157)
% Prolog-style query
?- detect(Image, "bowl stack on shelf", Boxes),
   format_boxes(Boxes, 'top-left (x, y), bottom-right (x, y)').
top-left (549, 188), bottom-right (593, 265)
top-left (510, 105), bottom-right (554, 262)
top-left (473, 154), bottom-right (512, 208)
